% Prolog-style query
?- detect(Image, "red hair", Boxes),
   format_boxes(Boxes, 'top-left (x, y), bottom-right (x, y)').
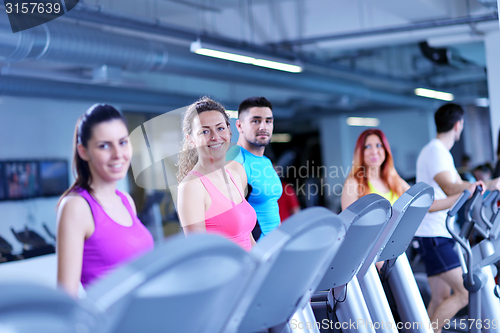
top-left (350, 129), bottom-right (405, 198)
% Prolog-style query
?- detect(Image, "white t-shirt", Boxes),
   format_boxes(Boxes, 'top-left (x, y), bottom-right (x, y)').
top-left (415, 138), bottom-right (457, 238)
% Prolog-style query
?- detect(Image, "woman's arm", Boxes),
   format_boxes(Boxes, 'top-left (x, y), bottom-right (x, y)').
top-left (400, 178), bottom-right (411, 192)
top-left (56, 195), bottom-right (93, 297)
top-left (227, 161), bottom-right (248, 194)
top-left (341, 177), bottom-right (361, 211)
top-left (178, 179), bottom-right (208, 235)
top-left (250, 233), bottom-right (256, 247)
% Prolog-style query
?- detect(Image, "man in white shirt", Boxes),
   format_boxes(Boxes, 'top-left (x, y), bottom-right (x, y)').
top-left (415, 103), bottom-right (500, 333)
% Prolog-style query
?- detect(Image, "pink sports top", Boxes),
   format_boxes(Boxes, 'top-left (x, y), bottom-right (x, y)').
top-left (77, 188), bottom-right (154, 288)
top-left (189, 169), bottom-right (256, 251)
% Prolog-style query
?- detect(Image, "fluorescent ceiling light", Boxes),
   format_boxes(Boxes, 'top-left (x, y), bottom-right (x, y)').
top-left (226, 110), bottom-right (238, 119)
top-left (251, 59), bottom-right (302, 73)
top-left (415, 88), bottom-right (454, 101)
top-left (475, 97), bottom-right (489, 107)
top-left (190, 40), bottom-right (302, 73)
top-left (346, 117), bottom-right (380, 127)
top-left (271, 133), bottom-right (292, 143)
top-left (195, 49), bottom-right (255, 64)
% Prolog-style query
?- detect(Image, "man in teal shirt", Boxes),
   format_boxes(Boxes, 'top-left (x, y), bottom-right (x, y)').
top-left (232, 97), bottom-right (282, 239)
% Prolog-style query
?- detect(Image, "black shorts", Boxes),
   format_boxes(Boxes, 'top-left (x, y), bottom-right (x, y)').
top-left (415, 237), bottom-right (461, 277)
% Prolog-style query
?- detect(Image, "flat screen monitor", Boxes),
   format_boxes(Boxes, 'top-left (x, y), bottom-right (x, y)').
top-left (39, 160), bottom-right (69, 197)
top-left (4, 161), bottom-right (40, 200)
top-left (0, 162), bottom-right (5, 201)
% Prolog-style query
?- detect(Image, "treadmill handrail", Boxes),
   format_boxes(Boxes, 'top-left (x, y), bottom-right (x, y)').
top-left (357, 182), bottom-right (434, 279)
top-left (448, 190), bottom-right (470, 217)
top-left (446, 189), bottom-right (474, 286)
top-left (316, 193), bottom-right (392, 291)
top-left (226, 207), bottom-right (346, 333)
top-left (464, 185), bottom-right (483, 223)
top-left (480, 191), bottom-right (498, 229)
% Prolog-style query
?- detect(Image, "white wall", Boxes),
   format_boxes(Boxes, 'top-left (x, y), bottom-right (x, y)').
top-left (0, 97), bottom-right (129, 254)
top-left (486, 31), bottom-right (500, 162)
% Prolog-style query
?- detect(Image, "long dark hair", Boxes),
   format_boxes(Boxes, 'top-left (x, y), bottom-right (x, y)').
top-left (59, 104), bottom-right (127, 204)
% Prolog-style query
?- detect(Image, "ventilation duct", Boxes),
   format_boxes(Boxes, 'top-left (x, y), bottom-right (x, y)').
top-left (0, 19), bottom-right (168, 71)
top-left (0, 75), bottom-right (192, 106)
top-left (0, 15), bottom-right (436, 108)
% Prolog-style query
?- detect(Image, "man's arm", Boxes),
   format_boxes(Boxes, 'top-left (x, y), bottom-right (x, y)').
top-left (434, 170), bottom-right (485, 200)
top-left (434, 170), bottom-right (474, 196)
top-left (428, 191), bottom-right (469, 212)
top-left (484, 177), bottom-right (500, 192)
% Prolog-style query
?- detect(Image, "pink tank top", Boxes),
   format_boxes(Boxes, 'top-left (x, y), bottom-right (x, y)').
top-left (189, 169), bottom-right (256, 251)
top-left (77, 188), bottom-right (154, 288)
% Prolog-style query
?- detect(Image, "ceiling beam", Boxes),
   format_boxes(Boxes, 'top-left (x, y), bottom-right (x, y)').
top-left (271, 12), bottom-right (498, 46)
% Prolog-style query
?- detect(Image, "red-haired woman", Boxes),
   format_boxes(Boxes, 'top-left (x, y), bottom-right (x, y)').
top-left (341, 128), bottom-right (467, 211)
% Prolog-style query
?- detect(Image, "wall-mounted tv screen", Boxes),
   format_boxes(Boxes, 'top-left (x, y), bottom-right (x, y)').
top-left (0, 163), bottom-right (5, 201)
top-left (39, 160), bottom-right (69, 197)
top-left (5, 161), bottom-right (40, 200)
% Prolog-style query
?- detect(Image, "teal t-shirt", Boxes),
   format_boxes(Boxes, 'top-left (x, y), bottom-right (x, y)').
top-left (228, 145), bottom-right (282, 237)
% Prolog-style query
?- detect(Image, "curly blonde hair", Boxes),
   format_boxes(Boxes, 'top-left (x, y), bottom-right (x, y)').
top-left (176, 97), bottom-right (231, 182)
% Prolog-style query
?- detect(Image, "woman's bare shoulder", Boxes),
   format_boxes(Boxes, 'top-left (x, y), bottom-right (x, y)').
top-left (59, 193), bottom-right (90, 213)
top-left (178, 174), bottom-right (205, 196)
top-left (57, 193), bottom-right (93, 234)
top-left (226, 161), bottom-right (247, 184)
top-left (344, 176), bottom-right (358, 187)
top-left (226, 160), bottom-right (245, 173)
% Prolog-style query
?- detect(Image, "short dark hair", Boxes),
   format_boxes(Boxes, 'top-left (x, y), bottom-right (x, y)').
top-left (434, 103), bottom-right (464, 133)
top-left (238, 97), bottom-right (273, 118)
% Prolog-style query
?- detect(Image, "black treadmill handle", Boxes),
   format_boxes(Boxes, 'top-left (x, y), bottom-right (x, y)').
top-left (464, 185), bottom-right (483, 222)
top-left (446, 211), bottom-right (475, 286)
top-left (480, 191), bottom-right (499, 230)
top-left (448, 190), bottom-right (471, 217)
top-left (43, 223), bottom-right (56, 241)
top-left (483, 190), bottom-right (499, 207)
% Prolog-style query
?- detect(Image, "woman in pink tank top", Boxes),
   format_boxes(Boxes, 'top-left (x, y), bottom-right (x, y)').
top-left (177, 97), bottom-right (257, 251)
top-left (56, 104), bottom-right (154, 297)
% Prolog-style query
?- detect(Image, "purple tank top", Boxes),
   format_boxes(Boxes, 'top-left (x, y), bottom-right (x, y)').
top-left (77, 188), bottom-right (154, 288)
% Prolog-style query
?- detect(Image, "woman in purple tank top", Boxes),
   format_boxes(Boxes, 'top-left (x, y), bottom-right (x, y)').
top-left (177, 97), bottom-right (257, 251)
top-left (56, 104), bottom-right (154, 297)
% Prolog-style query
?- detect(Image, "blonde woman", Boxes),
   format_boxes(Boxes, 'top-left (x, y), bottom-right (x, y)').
top-left (177, 97), bottom-right (256, 250)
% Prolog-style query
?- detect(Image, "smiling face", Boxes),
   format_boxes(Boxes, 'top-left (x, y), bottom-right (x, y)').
top-left (189, 110), bottom-right (231, 162)
top-left (363, 134), bottom-right (386, 168)
top-left (237, 106), bottom-right (274, 148)
top-left (77, 119), bottom-right (131, 185)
